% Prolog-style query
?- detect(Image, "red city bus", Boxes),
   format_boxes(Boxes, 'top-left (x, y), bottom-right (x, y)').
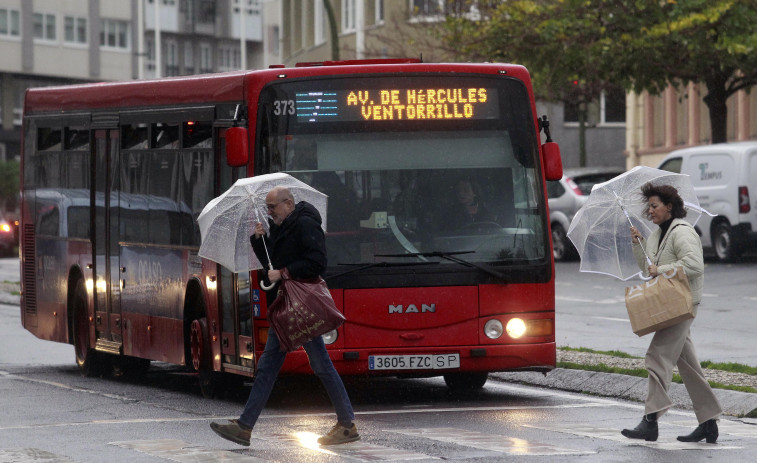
top-left (20, 59), bottom-right (563, 396)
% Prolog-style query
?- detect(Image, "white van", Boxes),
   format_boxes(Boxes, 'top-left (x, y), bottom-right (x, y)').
top-left (657, 141), bottom-right (757, 261)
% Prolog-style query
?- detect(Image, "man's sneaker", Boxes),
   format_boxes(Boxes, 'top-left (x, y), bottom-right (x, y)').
top-left (317, 423), bottom-right (360, 445)
top-left (210, 419), bottom-right (251, 446)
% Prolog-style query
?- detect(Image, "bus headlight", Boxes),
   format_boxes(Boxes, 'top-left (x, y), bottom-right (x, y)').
top-left (484, 319), bottom-right (504, 339)
top-left (321, 329), bottom-right (338, 345)
top-left (506, 318), bottom-right (527, 339)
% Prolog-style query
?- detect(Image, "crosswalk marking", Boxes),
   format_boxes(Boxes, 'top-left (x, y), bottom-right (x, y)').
top-left (252, 432), bottom-right (435, 461)
top-left (0, 449), bottom-right (77, 463)
top-left (389, 427), bottom-right (593, 456)
top-left (525, 424), bottom-right (743, 450)
top-left (110, 440), bottom-right (268, 462)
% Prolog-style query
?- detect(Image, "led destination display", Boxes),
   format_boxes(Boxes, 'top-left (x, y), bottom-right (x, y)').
top-left (294, 87), bottom-right (499, 123)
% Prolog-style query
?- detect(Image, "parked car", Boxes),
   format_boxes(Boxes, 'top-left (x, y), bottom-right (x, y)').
top-left (547, 166), bottom-right (626, 261)
top-left (0, 216), bottom-right (16, 257)
top-left (658, 141), bottom-right (757, 261)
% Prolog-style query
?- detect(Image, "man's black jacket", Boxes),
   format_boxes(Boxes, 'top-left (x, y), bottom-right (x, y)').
top-left (250, 201), bottom-right (327, 284)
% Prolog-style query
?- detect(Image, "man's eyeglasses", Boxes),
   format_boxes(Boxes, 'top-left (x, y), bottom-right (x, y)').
top-left (266, 199), bottom-right (287, 211)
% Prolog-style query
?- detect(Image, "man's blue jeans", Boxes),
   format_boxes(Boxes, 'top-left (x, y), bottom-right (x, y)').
top-left (238, 329), bottom-right (355, 429)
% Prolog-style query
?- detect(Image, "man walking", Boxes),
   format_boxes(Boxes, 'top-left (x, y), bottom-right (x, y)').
top-left (210, 186), bottom-right (359, 446)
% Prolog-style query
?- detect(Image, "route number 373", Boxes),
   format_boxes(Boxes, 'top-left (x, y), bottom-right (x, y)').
top-left (273, 100), bottom-right (296, 115)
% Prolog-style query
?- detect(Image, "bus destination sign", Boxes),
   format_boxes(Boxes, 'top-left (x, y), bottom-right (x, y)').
top-left (294, 87), bottom-right (499, 123)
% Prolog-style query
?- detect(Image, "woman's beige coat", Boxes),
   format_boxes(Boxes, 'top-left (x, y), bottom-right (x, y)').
top-left (630, 218), bottom-right (720, 423)
top-left (632, 218), bottom-right (704, 305)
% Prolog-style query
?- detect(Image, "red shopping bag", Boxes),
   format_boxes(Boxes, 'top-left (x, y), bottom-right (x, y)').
top-left (267, 268), bottom-right (346, 352)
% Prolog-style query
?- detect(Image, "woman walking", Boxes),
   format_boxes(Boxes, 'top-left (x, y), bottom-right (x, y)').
top-left (622, 183), bottom-right (722, 443)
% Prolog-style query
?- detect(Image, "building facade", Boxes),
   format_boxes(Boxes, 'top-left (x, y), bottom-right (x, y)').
top-left (626, 84), bottom-right (757, 169)
top-left (0, 0), bottom-right (263, 163)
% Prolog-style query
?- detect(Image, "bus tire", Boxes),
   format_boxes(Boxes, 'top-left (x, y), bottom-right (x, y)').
top-left (72, 280), bottom-right (102, 377)
top-left (190, 317), bottom-right (218, 398)
top-left (443, 372), bottom-right (488, 391)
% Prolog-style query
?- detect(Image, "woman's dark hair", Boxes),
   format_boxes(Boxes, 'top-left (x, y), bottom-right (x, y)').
top-left (640, 183), bottom-right (687, 220)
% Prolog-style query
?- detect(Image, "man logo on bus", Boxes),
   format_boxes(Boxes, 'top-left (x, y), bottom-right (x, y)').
top-left (388, 304), bottom-right (436, 314)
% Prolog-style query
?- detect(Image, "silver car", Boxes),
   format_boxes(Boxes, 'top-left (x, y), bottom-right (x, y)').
top-left (547, 167), bottom-right (625, 261)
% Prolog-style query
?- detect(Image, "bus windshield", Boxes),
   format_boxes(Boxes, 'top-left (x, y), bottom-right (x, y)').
top-left (256, 75), bottom-right (547, 269)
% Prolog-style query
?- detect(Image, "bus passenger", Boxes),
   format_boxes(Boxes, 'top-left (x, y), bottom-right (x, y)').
top-left (210, 186), bottom-right (359, 447)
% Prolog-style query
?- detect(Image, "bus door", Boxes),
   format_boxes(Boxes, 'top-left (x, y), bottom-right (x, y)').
top-left (217, 127), bottom-right (255, 374)
top-left (93, 129), bottom-right (123, 356)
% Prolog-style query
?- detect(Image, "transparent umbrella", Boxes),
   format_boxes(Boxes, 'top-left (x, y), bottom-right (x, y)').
top-left (197, 172), bottom-right (328, 274)
top-left (566, 166), bottom-right (712, 280)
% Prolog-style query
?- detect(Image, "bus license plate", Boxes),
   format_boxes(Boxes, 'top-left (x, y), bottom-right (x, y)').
top-left (368, 354), bottom-right (460, 370)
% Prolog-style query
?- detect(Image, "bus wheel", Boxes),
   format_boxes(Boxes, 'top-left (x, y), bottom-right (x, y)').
top-left (190, 318), bottom-right (209, 371)
top-left (72, 280), bottom-right (102, 377)
top-left (190, 318), bottom-right (217, 398)
top-left (443, 372), bottom-right (488, 391)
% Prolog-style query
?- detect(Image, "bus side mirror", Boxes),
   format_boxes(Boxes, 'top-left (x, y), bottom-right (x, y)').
top-left (542, 142), bottom-right (563, 181)
top-left (226, 127), bottom-right (249, 167)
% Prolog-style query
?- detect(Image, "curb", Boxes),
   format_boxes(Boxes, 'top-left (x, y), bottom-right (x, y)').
top-left (490, 369), bottom-right (757, 417)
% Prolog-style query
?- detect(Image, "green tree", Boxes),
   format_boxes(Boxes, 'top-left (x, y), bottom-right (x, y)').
top-left (438, 0), bottom-right (621, 165)
top-left (0, 160), bottom-right (19, 213)
top-left (439, 0), bottom-right (757, 146)
top-left (607, 0), bottom-right (757, 143)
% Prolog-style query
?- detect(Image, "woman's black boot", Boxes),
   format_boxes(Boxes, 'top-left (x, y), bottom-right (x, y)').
top-left (621, 413), bottom-right (658, 441)
top-left (677, 419), bottom-right (718, 443)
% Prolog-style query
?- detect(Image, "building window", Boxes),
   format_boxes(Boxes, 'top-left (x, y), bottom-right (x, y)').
top-left (198, 0), bottom-right (215, 24)
top-left (166, 40), bottom-right (179, 76)
top-left (200, 43), bottom-right (213, 73)
top-left (376, 0), bottom-right (384, 24)
top-left (342, 0), bottom-right (356, 33)
top-left (564, 86), bottom-right (626, 126)
top-left (64, 16), bottom-right (87, 44)
top-left (218, 45), bottom-right (239, 72)
top-left (411, 0), bottom-right (443, 16)
top-left (146, 39), bottom-right (155, 71)
top-left (33, 13), bottom-right (57, 41)
top-left (100, 19), bottom-right (130, 50)
top-left (184, 42), bottom-right (195, 75)
top-left (0, 8), bottom-right (21, 37)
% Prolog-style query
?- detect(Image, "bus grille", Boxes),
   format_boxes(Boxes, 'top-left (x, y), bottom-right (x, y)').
top-left (22, 224), bottom-right (36, 315)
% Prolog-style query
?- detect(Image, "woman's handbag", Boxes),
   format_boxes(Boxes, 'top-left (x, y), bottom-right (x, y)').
top-left (624, 266), bottom-right (694, 336)
top-left (267, 268), bottom-right (346, 352)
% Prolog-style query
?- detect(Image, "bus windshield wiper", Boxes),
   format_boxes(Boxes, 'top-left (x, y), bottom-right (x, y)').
top-left (375, 251), bottom-right (508, 283)
top-left (326, 260), bottom-right (439, 281)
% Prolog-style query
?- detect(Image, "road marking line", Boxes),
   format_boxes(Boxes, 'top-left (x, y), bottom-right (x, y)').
top-left (389, 427), bottom-right (593, 456)
top-left (591, 316), bottom-right (629, 322)
top-left (111, 440), bottom-right (267, 462)
top-left (524, 425), bottom-right (742, 450)
top-left (0, 448), bottom-right (78, 463)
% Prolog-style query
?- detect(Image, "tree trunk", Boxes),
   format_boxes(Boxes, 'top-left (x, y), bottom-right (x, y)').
top-left (323, 0), bottom-right (339, 61)
top-left (578, 103), bottom-right (587, 167)
top-left (703, 77), bottom-right (729, 144)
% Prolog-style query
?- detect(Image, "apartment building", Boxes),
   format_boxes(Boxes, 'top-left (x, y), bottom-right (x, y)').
top-left (0, 0), bottom-right (263, 162)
